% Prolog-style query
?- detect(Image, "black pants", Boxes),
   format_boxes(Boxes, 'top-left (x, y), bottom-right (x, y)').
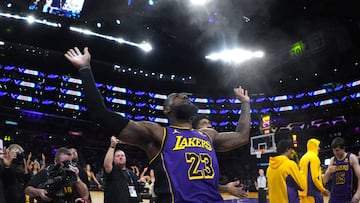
top-left (258, 188), bottom-right (267, 203)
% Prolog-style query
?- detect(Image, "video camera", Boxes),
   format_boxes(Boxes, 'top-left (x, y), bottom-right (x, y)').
top-left (11, 151), bottom-right (26, 165)
top-left (38, 160), bottom-right (77, 199)
top-left (16, 151), bottom-right (26, 160)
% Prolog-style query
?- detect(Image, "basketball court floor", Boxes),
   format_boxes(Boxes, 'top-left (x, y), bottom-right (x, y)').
top-left (89, 191), bottom-right (331, 203)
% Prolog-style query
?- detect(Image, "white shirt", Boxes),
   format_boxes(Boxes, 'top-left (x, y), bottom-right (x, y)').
top-left (257, 175), bottom-right (267, 188)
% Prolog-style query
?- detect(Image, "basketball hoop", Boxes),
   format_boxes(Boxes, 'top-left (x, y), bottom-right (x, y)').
top-left (255, 149), bottom-right (264, 158)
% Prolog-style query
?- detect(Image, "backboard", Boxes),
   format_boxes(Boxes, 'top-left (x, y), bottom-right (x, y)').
top-left (250, 133), bottom-right (276, 155)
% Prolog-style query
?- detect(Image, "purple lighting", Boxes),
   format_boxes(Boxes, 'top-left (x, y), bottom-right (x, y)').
top-left (4, 66), bottom-right (16, 70)
top-left (47, 74), bottom-right (59, 79)
top-left (135, 91), bottom-right (146, 96)
top-left (332, 116), bottom-right (346, 125)
top-left (42, 100), bottom-right (54, 105)
top-left (310, 119), bottom-right (330, 128)
top-left (216, 99), bottom-right (226, 103)
top-left (301, 103), bottom-right (311, 109)
top-left (219, 109), bottom-right (229, 114)
top-left (295, 93), bottom-right (305, 99)
top-left (44, 86), bottom-right (56, 91)
top-left (219, 121), bottom-right (229, 127)
top-left (0, 91), bottom-right (8, 96)
top-left (256, 97), bottom-right (266, 102)
top-left (0, 78), bottom-right (11, 82)
top-left (134, 115), bottom-right (146, 120)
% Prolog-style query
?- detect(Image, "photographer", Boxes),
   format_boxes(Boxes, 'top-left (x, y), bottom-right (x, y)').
top-left (1, 144), bottom-right (31, 203)
top-left (25, 147), bottom-right (89, 203)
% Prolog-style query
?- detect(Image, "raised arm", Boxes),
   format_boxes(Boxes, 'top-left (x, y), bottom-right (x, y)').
top-left (26, 152), bottom-right (32, 171)
top-left (64, 47), bottom-right (163, 157)
top-left (140, 167), bottom-right (149, 182)
top-left (103, 136), bottom-right (119, 174)
top-left (213, 86), bottom-right (251, 151)
top-left (132, 165), bottom-right (140, 177)
top-left (323, 157), bottom-right (335, 185)
top-left (40, 153), bottom-right (46, 170)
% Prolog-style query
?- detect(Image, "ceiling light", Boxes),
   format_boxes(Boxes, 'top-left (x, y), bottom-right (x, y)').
top-left (205, 49), bottom-right (264, 63)
top-left (190, 0), bottom-right (209, 5)
top-left (138, 42), bottom-right (152, 52)
top-left (26, 15), bottom-right (35, 24)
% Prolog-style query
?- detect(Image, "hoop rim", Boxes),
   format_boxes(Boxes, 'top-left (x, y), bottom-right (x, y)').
top-left (255, 149), bottom-right (265, 154)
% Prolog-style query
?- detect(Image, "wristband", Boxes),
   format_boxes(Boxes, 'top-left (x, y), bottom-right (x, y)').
top-left (79, 68), bottom-right (130, 135)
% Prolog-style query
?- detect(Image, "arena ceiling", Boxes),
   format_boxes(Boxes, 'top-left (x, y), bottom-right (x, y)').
top-left (1, 0), bottom-right (360, 97)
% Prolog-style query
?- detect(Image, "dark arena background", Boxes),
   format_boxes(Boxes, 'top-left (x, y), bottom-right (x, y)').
top-left (1, 0), bottom-right (360, 202)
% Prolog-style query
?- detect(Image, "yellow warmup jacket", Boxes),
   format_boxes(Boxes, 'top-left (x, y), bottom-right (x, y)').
top-left (267, 155), bottom-right (306, 203)
top-left (299, 138), bottom-right (327, 198)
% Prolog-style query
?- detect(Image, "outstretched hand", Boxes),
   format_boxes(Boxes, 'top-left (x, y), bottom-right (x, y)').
top-left (226, 181), bottom-right (248, 198)
top-left (64, 47), bottom-right (91, 70)
top-left (233, 86), bottom-right (250, 103)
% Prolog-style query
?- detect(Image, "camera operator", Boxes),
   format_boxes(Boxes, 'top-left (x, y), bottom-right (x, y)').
top-left (25, 147), bottom-right (89, 203)
top-left (69, 147), bottom-right (92, 201)
top-left (1, 144), bottom-right (31, 203)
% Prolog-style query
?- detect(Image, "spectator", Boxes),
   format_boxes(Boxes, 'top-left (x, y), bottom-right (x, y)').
top-left (25, 147), bottom-right (89, 203)
top-left (85, 163), bottom-right (102, 190)
top-left (2, 144), bottom-right (31, 203)
top-left (103, 136), bottom-right (142, 203)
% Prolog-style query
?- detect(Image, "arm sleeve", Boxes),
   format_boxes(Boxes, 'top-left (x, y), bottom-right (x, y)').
top-left (289, 161), bottom-right (306, 191)
top-left (310, 158), bottom-right (326, 192)
top-left (79, 68), bottom-right (129, 135)
top-left (27, 170), bottom-right (47, 187)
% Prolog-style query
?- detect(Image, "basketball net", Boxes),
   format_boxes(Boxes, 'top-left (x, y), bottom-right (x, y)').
top-left (255, 149), bottom-right (264, 159)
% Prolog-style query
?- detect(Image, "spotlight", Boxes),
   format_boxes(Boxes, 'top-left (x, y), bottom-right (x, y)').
top-left (139, 42), bottom-right (152, 52)
top-left (190, 0), bottom-right (209, 5)
top-left (26, 16), bottom-right (35, 24)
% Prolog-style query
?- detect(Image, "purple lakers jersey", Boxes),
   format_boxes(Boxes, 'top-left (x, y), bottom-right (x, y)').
top-left (149, 126), bottom-right (223, 203)
top-left (329, 153), bottom-right (353, 202)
